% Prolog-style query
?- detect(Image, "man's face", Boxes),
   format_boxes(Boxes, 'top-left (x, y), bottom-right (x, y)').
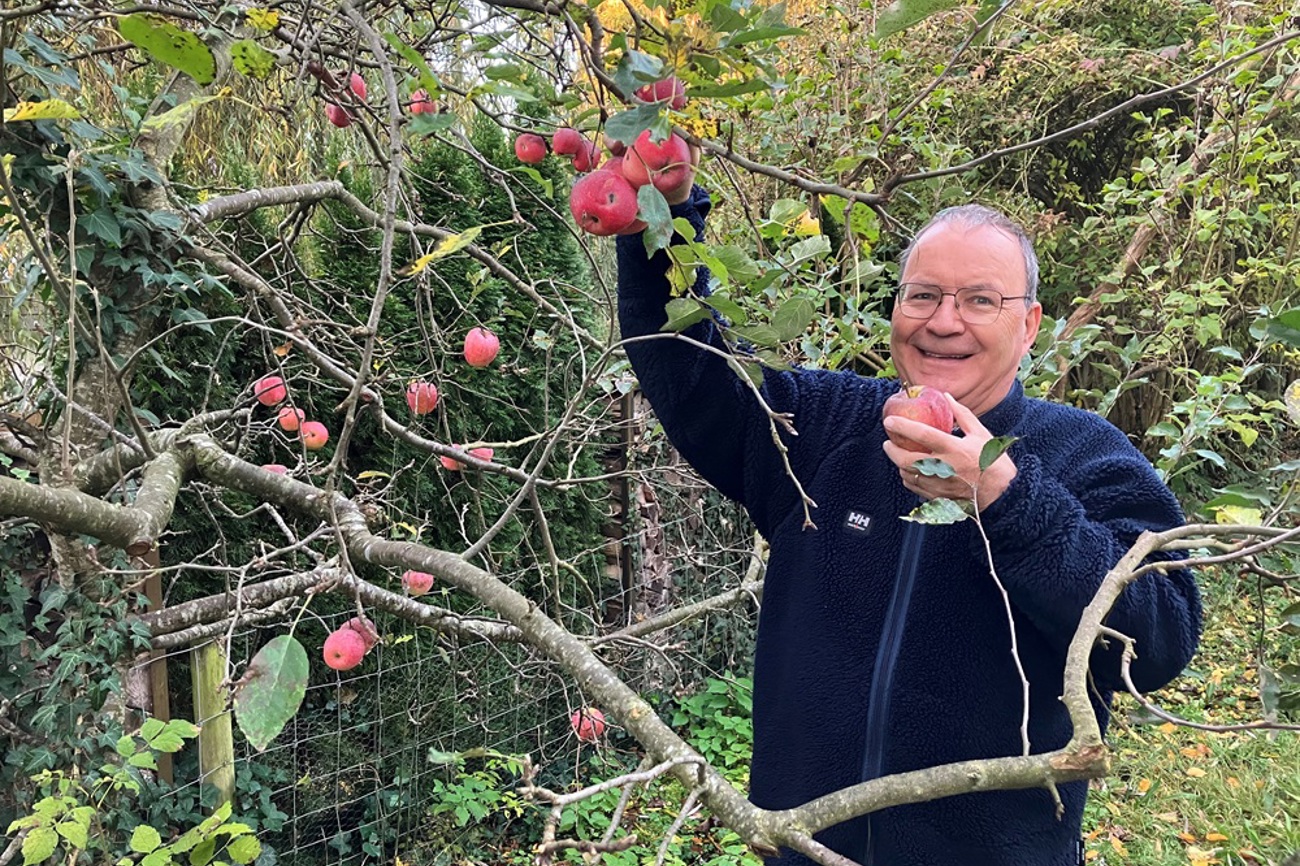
top-left (889, 221), bottom-right (1043, 417)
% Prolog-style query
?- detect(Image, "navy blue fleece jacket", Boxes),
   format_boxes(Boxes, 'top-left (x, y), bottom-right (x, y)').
top-left (616, 187), bottom-right (1202, 866)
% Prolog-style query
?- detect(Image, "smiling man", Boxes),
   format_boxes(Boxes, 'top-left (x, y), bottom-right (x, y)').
top-left (616, 184), bottom-right (1202, 866)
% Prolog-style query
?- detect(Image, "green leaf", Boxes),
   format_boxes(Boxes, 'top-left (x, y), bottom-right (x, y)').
top-left (787, 235), bottom-right (830, 264)
top-left (639, 185), bottom-right (673, 254)
top-left (704, 295), bottom-right (746, 324)
top-left (128, 751), bottom-right (159, 769)
top-left (233, 635), bottom-right (309, 752)
top-left (141, 718), bottom-right (166, 740)
top-left (661, 297), bottom-right (708, 332)
top-left (1261, 663), bottom-right (1280, 717)
top-left (687, 78), bottom-right (771, 98)
top-left (713, 246), bottom-right (760, 281)
top-left (732, 324), bottom-right (780, 347)
top-left (116, 734), bottom-right (136, 758)
top-left (978, 436), bottom-right (1017, 471)
top-left (509, 165), bottom-right (551, 197)
top-left (226, 836), bottom-right (260, 865)
top-left (604, 103), bottom-right (661, 146)
top-left (1250, 308), bottom-right (1300, 346)
top-left (142, 95), bottom-right (222, 133)
top-left (875, 0), bottom-right (964, 39)
top-left (131, 825), bottom-right (163, 854)
top-left (612, 50), bottom-right (665, 96)
top-left (189, 836), bottom-right (216, 866)
top-left (408, 113), bottom-right (458, 134)
top-left (772, 297), bottom-right (815, 342)
top-left (166, 719), bottom-right (201, 739)
top-left (382, 33), bottom-right (441, 99)
top-left (912, 457), bottom-right (955, 478)
top-left (23, 826), bottom-right (58, 865)
top-left (229, 40), bottom-right (276, 78)
top-left (724, 25), bottom-right (806, 47)
top-left (117, 14), bottom-right (217, 85)
top-left (902, 497), bottom-right (971, 525)
top-left (54, 821), bottom-right (87, 850)
top-left (83, 208), bottom-right (122, 246)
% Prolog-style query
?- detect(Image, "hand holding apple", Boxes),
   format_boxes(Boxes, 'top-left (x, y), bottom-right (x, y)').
top-left (882, 393), bottom-right (1017, 509)
top-left (881, 385), bottom-right (953, 452)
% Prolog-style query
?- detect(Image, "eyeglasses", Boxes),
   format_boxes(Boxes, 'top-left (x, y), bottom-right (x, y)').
top-left (895, 283), bottom-right (1028, 325)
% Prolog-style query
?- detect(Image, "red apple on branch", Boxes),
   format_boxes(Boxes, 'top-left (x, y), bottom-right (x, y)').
top-left (551, 127), bottom-right (584, 156)
top-left (277, 407), bottom-right (304, 432)
top-left (323, 627), bottom-right (367, 671)
top-left (409, 89), bottom-right (437, 115)
top-left (406, 381), bottom-right (439, 415)
top-left (570, 707), bottom-right (606, 742)
top-left (634, 76), bottom-right (687, 110)
top-left (253, 375), bottom-right (288, 406)
top-left (463, 327), bottom-right (500, 368)
top-left (882, 385), bottom-right (954, 451)
top-left (514, 133), bottom-right (547, 164)
top-left (344, 616), bottom-right (381, 651)
top-left (299, 421), bottom-right (330, 450)
top-left (402, 569), bottom-right (435, 596)
top-left (324, 103), bottom-right (353, 128)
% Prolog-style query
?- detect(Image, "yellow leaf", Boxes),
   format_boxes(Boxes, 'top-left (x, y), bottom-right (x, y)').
top-left (1185, 767), bottom-right (1207, 778)
top-left (395, 856), bottom-right (408, 866)
top-left (1085, 851), bottom-right (1100, 861)
top-left (245, 7), bottom-right (280, 29)
top-left (1178, 832), bottom-right (1198, 843)
top-left (1205, 833), bottom-right (1228, 842)
top-left (3, 99), bottom-right (81, 122)
top-left (142, 94), bottom-right (222, 132)
top-left (1155, 812), bottom-right (1180, 824)
top-left (1158, 722), bottom-right (1177, 734)
top-left (1137, 778), bottom-right (1152, 793)
top-left (1225, 776), bottom-right (1240, 788)
top-left (1110, 836), bottom-right (1127, 857)
top-left (1285, 378), bottom-right (1300, 425)
top-left (398, 226), bottom-right (484, 275)
top-left (273, 342), bottom-right (292, 357)
top-left (794, 211), bottom-right (821, 236)
top-left (1214, 504), bottom-right (1262, 525)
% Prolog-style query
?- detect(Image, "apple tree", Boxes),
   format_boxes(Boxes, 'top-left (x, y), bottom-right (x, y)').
top-left (2, 0), bottom-right (1299, 863)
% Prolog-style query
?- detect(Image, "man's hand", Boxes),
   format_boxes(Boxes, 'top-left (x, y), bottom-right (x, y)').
top-left (662, 143), bottom-right (701, 206)
top-left (882, 393), bottom-right (1017, 509)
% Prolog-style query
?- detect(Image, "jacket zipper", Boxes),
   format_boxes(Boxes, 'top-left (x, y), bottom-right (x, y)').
top-left (857, 521), bottom-right (925, 866)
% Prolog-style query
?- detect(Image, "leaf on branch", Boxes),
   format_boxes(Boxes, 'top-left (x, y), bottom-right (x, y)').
top-left (233, 635), bottom-right (308, 752)
top-left (978, 435), bottom-right (1017, 471)
top-left (913, 457), bottom-right (956, 478)
top-left (3, 100), bottom-right (81, 123)
top-left (1284, 379), bottom-right (1300, 425)
top-left (902, 497), bottom-right (971, 525)
top-left (639, 185), bottom-right (673, 254)
top-left (117, 14), bottom-right (217, 85)
top-left (1212, 504), bottom-right (1262, 526)
top-left (244, 8), bottom-right (280, 30)
top-left (612, 50), bottom-right (666, 96)
top-left (141, 94), bottom-right (223, 133)
top-left (772, 297), bottom-right (815, 342)
top-left (399, 227), bottom-right (484, 275)
top-left (605, 103), bottom-right (663, 146)
top-left (874, 0), bottom-right (965, 39)
top-left (661, 297), bottom-right (708, 332)
top-left (230, 40), bottom-right (276, 79)
top-left (1249, 308), bottom-right (1300, 347)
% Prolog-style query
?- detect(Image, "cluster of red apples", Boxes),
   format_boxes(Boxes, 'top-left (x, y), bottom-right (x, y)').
top-left (252, 375), bottom-right (329, 472)
top-left (513, 77), bottom-right (691, 237)
top-left (318, 67), bottom-right (438, 129)
top-left (320, 569), bottom-right (437, 671)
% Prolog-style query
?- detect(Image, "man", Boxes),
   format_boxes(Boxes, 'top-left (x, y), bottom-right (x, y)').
top-left (615, 169), bottom-right (1202, 865)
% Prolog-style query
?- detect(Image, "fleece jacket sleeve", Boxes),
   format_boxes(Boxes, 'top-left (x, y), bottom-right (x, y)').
top-left (979, 422), bottom-right (1202, 694)
top-left (615, 186), bottom-right (805, 536)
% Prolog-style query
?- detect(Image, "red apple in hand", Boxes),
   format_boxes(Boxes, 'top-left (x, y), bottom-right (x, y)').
top-left (570, 706), bottom-right (606, 742)
top-left (463, 327), bottom-right (500, 368)
top-left (514, 133), bottom-right (547, 164)
top-left (882, 385), bottom-right (954, 452)
top-left (569, 170), bottom-right (639, 236)
top-left (323, 627), bottom-right (367, 671)
top-left (622, 130), bottom-right (692, 193)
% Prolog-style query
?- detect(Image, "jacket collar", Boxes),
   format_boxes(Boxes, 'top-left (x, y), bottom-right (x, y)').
top-left (979, 379), bottom-right (1026, 435)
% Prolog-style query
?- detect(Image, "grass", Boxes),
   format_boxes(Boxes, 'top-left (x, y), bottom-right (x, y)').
top-left (1083, 568), bottom-right (1300, 866)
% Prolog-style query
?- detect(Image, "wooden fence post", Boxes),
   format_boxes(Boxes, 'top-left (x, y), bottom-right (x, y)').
top-left (190, 640), bottom-right (235, 806)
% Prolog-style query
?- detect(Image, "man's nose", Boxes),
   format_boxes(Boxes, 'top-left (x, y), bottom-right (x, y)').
top-left (925, 293), bottom-right (966, 333)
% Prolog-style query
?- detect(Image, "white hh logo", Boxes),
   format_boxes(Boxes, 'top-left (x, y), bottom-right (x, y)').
top-left (844, 510), bottom-right (872, 534)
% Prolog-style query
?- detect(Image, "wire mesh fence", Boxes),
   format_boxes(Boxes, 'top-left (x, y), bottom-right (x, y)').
top-left (143, 440), bottom-right (761, 866)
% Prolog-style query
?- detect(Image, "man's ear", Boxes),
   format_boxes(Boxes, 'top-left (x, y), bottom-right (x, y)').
top-left (1022, 302), bottom-right (1043, 355)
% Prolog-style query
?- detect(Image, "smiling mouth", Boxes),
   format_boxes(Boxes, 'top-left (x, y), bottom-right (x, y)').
top-left (919, 350), bottom-right (973, 360)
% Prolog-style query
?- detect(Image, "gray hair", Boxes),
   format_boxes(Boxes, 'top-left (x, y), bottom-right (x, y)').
top-left (899, 204), bottom-right (1039, 304)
